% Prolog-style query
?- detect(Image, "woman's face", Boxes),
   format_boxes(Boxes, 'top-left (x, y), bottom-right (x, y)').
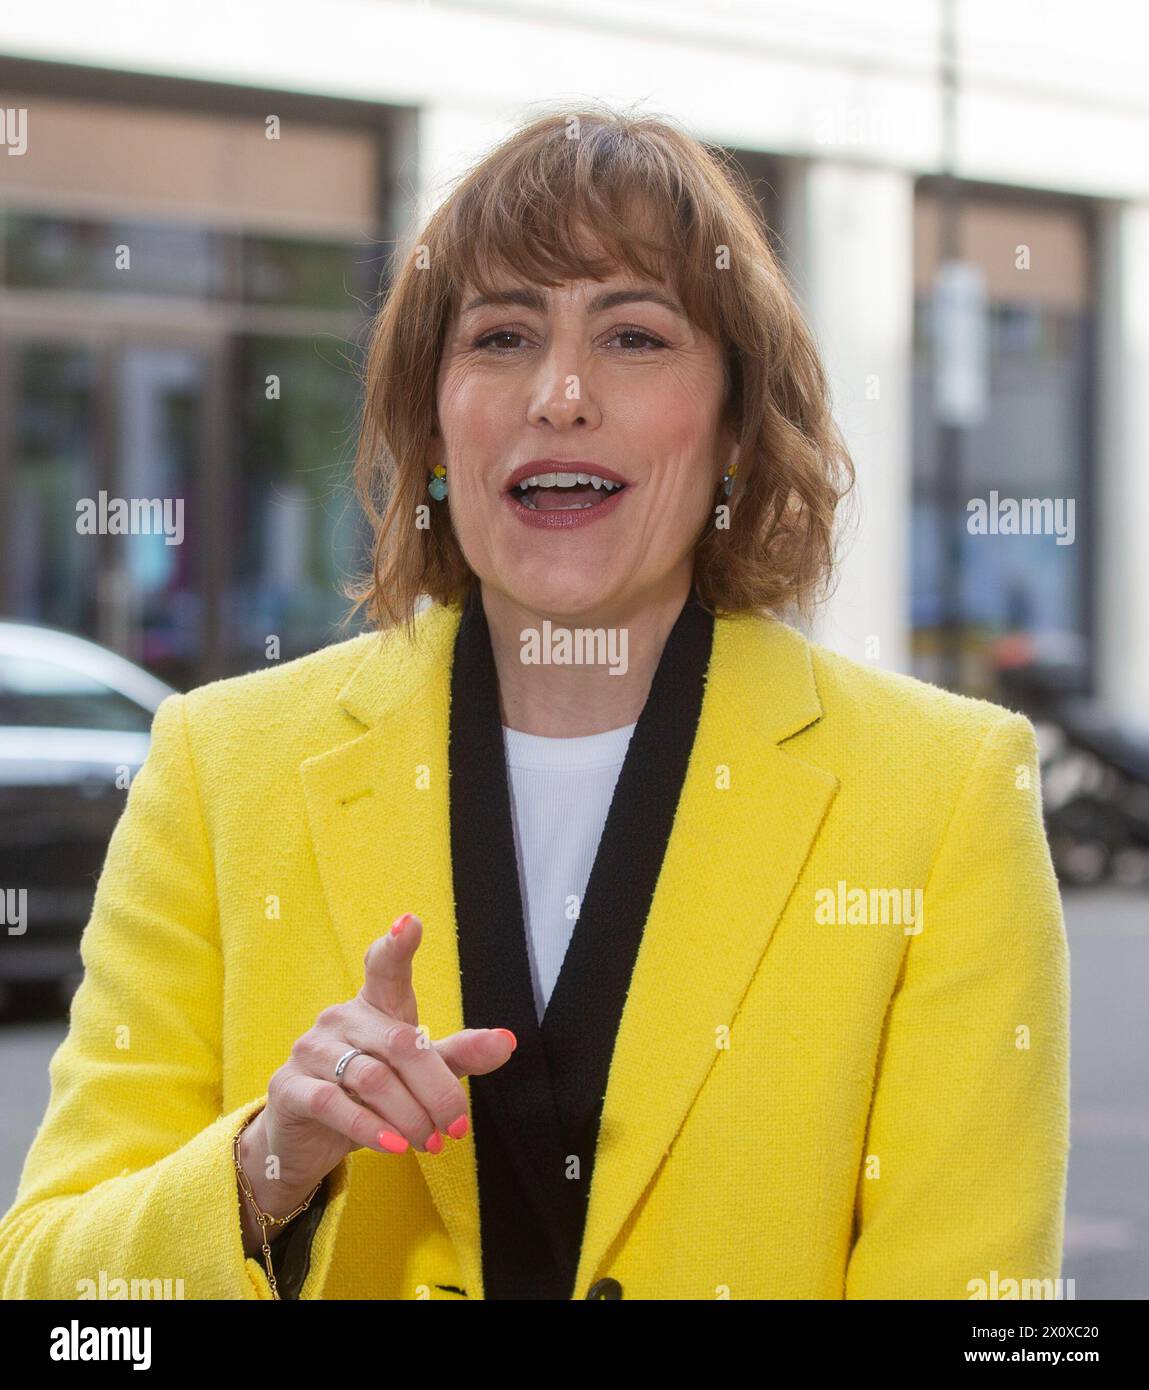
top-left (431, 263), bottom-right (738, 620)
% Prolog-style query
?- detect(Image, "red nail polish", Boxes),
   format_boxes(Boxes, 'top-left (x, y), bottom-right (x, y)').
top-left (446, 1115), bottom-right (469, 1140)
top-left (390, 913), bottom-right (413, 936)
top-left (378, 1130), bottom-right (409, 1153)
top-left (424, 1131), bottom-right (444, 1155)
top-left (493, 1028), bottom-right (518, 1051)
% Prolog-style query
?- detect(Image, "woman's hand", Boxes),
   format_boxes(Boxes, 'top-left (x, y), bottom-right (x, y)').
top-left (238, 912), bottom-right (515, 1238)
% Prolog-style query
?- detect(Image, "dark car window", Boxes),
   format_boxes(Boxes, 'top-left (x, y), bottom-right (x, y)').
top-left (0, 653), bottom-right (155, 732)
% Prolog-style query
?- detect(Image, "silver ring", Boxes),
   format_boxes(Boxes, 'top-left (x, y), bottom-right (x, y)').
top-left (334, 1047), bottom-right (365, 1087)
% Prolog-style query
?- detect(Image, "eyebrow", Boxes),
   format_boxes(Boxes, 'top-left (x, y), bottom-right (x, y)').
top-left (460, 285), bottom-right (688, 319)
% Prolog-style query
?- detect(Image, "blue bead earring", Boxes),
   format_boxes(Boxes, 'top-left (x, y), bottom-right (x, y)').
top-left (428, 464), bottom-right (447, 501)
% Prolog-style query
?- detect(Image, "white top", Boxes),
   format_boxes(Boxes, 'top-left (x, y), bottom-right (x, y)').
top-left (501, 720), bottom-right (638, 1022)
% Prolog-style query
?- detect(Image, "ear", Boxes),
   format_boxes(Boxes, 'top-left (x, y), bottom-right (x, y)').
top-left (718, 426), bottom-right (741, 484)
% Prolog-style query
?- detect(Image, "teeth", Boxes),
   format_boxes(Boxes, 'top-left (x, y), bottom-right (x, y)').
top-left (517, 495), bottom-right (597, 510)
top-left (515, 473), bottom-right (624, 491)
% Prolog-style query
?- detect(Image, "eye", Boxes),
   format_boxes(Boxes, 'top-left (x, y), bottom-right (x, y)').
top-left (605, 327), bottom-right (668, 352)
top-left (473, 329), bottom-right (530, 354)
top-left (471, 325), bottom-right (669, 355)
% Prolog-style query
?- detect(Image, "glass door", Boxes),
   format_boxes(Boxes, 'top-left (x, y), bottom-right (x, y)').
top-left (0, 325), bottom-right (223, 689)
top-left (3, 338), bottom-right (103, 641)
top-left (109, 342), bottom-right (207, 686)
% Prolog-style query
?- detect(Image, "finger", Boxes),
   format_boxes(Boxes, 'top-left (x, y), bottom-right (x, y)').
top-left (434, 1027), bottom-right (518, 1079)
top-left (329, 1045), bottom-right (444, 1152)
top-left (282, 1072), bottom-right (431, 1155)
top-left (347, 1015), bottom-right (472, 1140)
top-left (292, 1030), bottom-right (441, 1152)
top-left (359, 913), bottom-right (422, 1025)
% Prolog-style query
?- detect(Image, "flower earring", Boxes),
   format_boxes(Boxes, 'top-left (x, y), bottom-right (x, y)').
top-left (428, 464), bottom-right (447, 501)
top-left (721, 460), bottom-right (738, 497)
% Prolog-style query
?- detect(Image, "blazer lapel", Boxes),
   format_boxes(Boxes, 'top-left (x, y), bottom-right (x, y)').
top-left (569, 609), bottom-right (839, 1298)
top-left (298, 599), bottom-right (485, 1298)
top-left (447, 587), bottom-right (580, 1282)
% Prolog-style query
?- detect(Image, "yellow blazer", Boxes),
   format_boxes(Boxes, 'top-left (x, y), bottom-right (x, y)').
top-left (0, 600), bottom-right (1070, 1299)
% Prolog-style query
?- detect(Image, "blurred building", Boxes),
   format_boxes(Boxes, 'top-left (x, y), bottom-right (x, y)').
top-left (0, 0), bottom-right (1146, 722)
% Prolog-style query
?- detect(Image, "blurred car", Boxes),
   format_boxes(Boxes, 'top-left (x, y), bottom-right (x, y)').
top-left (0, 622), bottom-right (175, 1009)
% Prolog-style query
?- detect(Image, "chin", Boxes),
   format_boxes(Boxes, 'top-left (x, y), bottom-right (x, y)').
top-left (498, 571), bottom-right (625, 624)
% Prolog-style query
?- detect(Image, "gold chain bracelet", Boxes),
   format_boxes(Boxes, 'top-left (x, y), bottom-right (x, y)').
top-left (233, 1108), bottom-right (323, 1300)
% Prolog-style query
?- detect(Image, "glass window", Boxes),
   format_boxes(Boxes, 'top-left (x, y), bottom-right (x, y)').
top-left (241, 234), bottom-right (382, 310)
top-left (911, 189), bottom-right (1092, 696)
top-left (228, 333), bottom-right (371, 668)
top-left (114, 344), bottom-right (207, 687)
top-left (3, 212), bottom-right (224, 298)
top-left (8, 344), bottom-right (101, 637)
top-left (2, 213), bottom-right (382, 310)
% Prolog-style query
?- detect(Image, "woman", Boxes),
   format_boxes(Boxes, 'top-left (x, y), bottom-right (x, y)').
top-left (0, 106), bottom-right (1069, 1301)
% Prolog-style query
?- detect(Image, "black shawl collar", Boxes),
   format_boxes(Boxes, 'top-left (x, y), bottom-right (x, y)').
top-left (449, 583), bottom-right (715, 1299)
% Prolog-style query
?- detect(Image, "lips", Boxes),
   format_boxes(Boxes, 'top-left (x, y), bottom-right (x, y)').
top-left (502, 474), bottom-right (630, 529)
top-left (504, 460), bottom-right (629, 492)
top-left (504, 461), bottom-right (629, 517)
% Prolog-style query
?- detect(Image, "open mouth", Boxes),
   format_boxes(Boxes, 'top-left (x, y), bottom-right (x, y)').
top-left (510, 472), bottom-right (628, 511)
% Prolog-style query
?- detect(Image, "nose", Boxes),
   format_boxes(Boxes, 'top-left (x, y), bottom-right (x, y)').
top-left (525, 340), bottom-right (603, 430)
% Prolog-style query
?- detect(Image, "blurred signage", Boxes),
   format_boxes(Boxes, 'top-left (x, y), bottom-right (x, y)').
top-left (933, 260), bottom-right (989, 427)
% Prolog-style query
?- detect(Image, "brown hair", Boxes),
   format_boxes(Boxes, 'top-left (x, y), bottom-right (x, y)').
top-left (343, 101), bottom-right (855, 638)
